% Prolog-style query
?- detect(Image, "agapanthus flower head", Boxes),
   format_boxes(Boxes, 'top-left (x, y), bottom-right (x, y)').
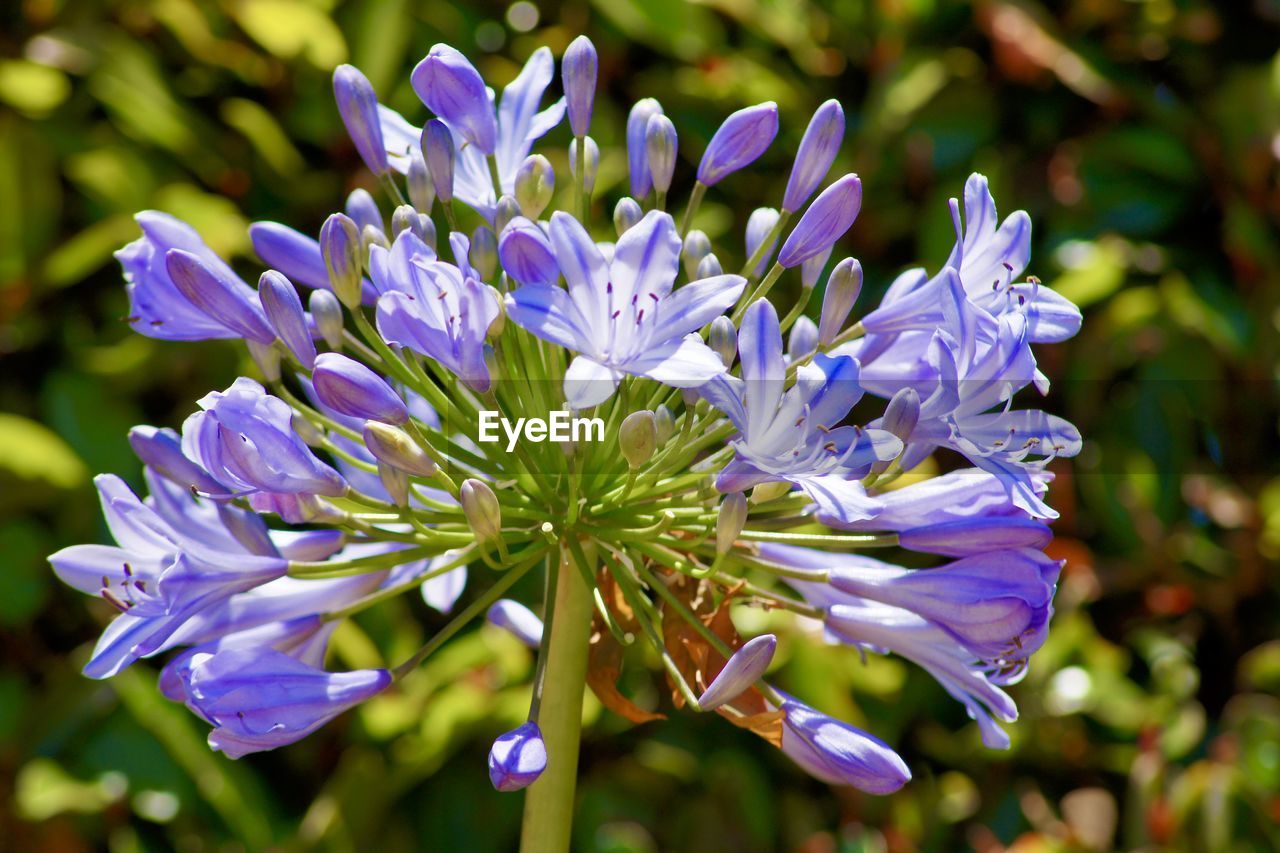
top-left (57, 35), bottom-right (1082, 807)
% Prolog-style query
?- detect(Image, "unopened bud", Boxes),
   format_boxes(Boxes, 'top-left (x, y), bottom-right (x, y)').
top-left (494, 194), bottom-right (522, 233)
top-left (788, 316), bottom-right (818, 361)
top-left (498, 217), bottom-right (559, 287)
top-left (562, 35), bottom-right (598, 137)
top-left (362, 421), bottom-right (437, 478)
top-left (745, 207), bottom-right (781, 278)
top-left (698, 634), bottom-right (776, 710)
top-left (568, 136), bottom-right (599, 194)
top-left (619, 410), bottom-right (657, 470)
top-left (488, 721), bottom-right (546, 792)
top-left (319, 213), bottom-right (363, 308)
top-left (708, 316), bottom-right (737, 367)
top-left (422, 119), bottom-right (455, 204)
top-left (378, 461), bottom-right (410, 506)
top-left (682, 230), bottom-right (711, 279)
top-left (614, 197), bottom-right (643, 236)
top-left (654, 405), bottom-right (676, 445)
top-left (750, 481), bottom-right (791, 504)
top-left (309, 289), bottom-right (345, 350)
top-left (514, 154), bottom-right (554, 220)
top-left (460, 479), bottom-right (502, 543)
top-left (247, 339), bottom-right (281, 382)
top-left (258, 270), bottom-right (316, 368)
top-left (313, 352), bottom-right (408, 425)
top-left (695, 253), bottom-right (722, 280)
top-left (777, 173), bottom-right (862, 269)
top-left (407, 149), bottom-right (435, 212)
top-left (392, 205), bottom-right (433, 243)
top-left (882, 387), bottom-right (920, 443)
top-left (470, 226), bottom-right (498, 281)
top-left (817, 257), bottom-right (863, 346)
top-left (716, 492), bottom-right (748, 555)
top-left (332, 64), bottom-right (389, 175)
top-left (361, 223), bottom-right (390, 261)
top-left (645, 113), bottom-right (677, 195)
top-left (345, 188), bottom-right (383, 235)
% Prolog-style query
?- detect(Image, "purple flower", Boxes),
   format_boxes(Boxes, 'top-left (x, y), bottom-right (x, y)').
top-left (47, 474), bottom-right (288, 678)
top-left (375, 257), bottom-right (500, 392)
top-left (387, 47), bottom-right (564, 221)
top-left (783, 99), bottom-right (844, 213)
top-left (128, 425), bottom-right (231, 497)
top-left (488, 721), bottom-right (547, 791)
top-left (562, 36), bottom-right (597, 137)
top-left (777, 174), bottom-right (862, 268)
top-left (505, 211), bottom-right (745, 408)
top-left (412, 44), bottom-right (499, 153)
top-left (312, 352), bottom-right (409, 425)
top-left (258, 271), bottom-right (316, 368)
top-left (700, 300), bottom-right (900, 523)
top-left (333, 64), bottom-right (389, 175)
top-left (817, 257), bottom-right (862, 346)
top-left (117, 212), bottom-right (264, 341)
top-left (626, 98), bottom-right (663, 197)
top-left (486, 599), bottom-right (544, 648)
top-left (777, 695), bottom-right (911, 792)
top-left (177, 647), bottom-right (390, 758)
top-left (697, 102), bottom-right (779, 186)
top-left (697, 634), bottom-right (776, 710)
top-left (498, 216), bottom-right (559, 287)
top-left (181, 377), bottom-right (347, 499)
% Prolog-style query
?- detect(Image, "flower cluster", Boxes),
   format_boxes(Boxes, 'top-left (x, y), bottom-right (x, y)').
top-left (51, 35), bottom-right (1081, 797)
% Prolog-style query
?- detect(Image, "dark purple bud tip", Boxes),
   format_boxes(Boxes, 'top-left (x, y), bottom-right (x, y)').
top-left (312, 352), bottom-right (409, 425)
top-left (333, 64), bottom-right (389, 175)
top-left (488, 721), bottom-right (547, 792)
top-left (778, 174), bottom-right (862, 268)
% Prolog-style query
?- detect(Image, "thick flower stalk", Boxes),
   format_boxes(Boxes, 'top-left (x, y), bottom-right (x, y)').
top-left (53, 36), bottom-right (1083, 852)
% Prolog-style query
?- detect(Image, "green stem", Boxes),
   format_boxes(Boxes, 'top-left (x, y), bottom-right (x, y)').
top-left (520, 540), bottom-right (595, 853)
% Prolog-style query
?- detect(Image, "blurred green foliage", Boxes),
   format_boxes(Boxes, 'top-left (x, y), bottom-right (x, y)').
top-left (3, 0), bottom-right (1279, 850)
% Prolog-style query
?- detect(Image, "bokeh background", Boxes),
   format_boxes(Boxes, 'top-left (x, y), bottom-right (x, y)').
top-left (3, 0), bottom-right (1280, 850)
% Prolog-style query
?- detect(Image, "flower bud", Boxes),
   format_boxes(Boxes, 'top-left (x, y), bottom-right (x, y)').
top-left (654, 405), bottom-right (676, 445)
top-left (681, 230), bottom-right (711, 279)
top-left (562, 35), bottom-right (597, 137)
top-left (258, 270), bottom-right (316, 368)
top-left (777, 174), bottom-right (862, 268)
top-left (745, 207), bottom-right (781, 277)
top-left (708, 316), bottom-right (737, 368)
top-left (613, 197), bottom-right (643, 236)
top-left (362, 421), bottom-right (437, 478)
top-left (881, 387), bottom-right (920, 443)
top-left (750, 481), bottom-right (791, 504)
top-left (817, 257), bottom-right (862, 346)
top-left (361, 224), bottom-right (390, 268)
top-left (800, 246), bottom-right (832, 290)
top-left (779, 696), bottom-right (911, 793)
top-left (695, 253), bottom-right (722, 280)
top-left (309, 289), bottom-right (345, 350)
top-left (333, 64), bottom-right (388, 175)
top-left (378, 461), bottom-right (410, 506)
top-left (406, 149), bottom-right (435, 212)
top-left (392, 205), bottom-right (433, 244)
top-left (128, 425), bottom-right (228, 496)
top-left (514, 154), bottom-right (554, 220)
top-left (470, 226), bottom-right (498, 282)
top-left (494, 194), bottom-right (521, 234)
top-left (460, 479), bottom-right (503, 543)
top-left (486, 599), bottom-right (543, 648)
top-left (783, 99), bottom-right (844, 213)
top-left (788, 316), bottom-right (817, 361)
top-left (422, 119), bottom-right (455, 204)
top-left (645, 113), bottom-right (677, 195)
top-left (312, 352), bottom-right (409, 425)
top-left (698, 634), bottom-right (776, 710)
top-left (568, 136), bottom-right (599, 195)
top-left (716, 491), bottom-right (748, 555)
top-left (626, 98), bottom-right (664, 198)
top-left (499, 217), bottom-right (559, 287)
top-left (319, 213), bottom-right (364, 308)
top-left (249, 221), bottom-right (330, 291)
top-left (164, 250), bottom-right (275, 344)
top-left (411, 44), bottom-right (497, 154)
top-left (345, 188), bottom-right (383, 236)
top-left (619, 410), bottom-right (657, 470)
top-left (697, 102), bottom-right (778, 186)
top-left (488, 721), bottom-right (547, 792)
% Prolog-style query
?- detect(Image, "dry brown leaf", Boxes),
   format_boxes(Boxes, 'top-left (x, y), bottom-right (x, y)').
top-left (585, 617), bottom-right (665, 725)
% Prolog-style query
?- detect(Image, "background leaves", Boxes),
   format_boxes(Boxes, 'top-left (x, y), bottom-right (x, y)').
top-left (2, 0), bottom-right (1279, 850)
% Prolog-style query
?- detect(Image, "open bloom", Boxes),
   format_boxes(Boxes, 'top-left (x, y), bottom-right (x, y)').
top-left (506, 210), bottom-right (745, 407)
